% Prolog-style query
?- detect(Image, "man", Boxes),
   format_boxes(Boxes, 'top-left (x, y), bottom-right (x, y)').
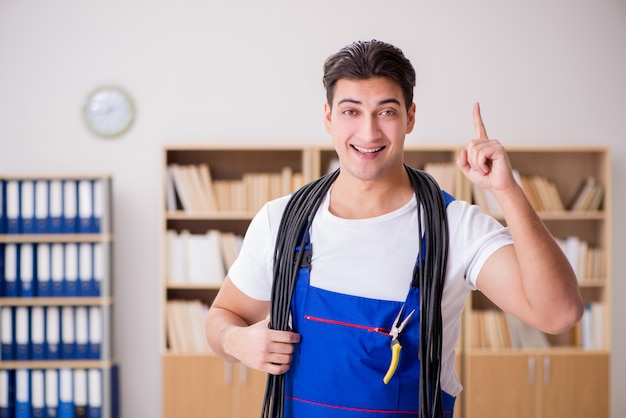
top-left (205, 40), bottom-right (583, 418)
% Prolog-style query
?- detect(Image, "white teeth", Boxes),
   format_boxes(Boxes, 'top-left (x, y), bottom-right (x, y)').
top-left (353, 145), bottom-right (383, 153)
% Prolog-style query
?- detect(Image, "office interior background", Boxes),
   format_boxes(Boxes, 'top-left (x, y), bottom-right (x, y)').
top-left (1, 1), bottom-right (625, 417)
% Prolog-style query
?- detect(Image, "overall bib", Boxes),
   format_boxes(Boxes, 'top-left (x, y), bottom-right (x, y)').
top-left (283, 241), bottom-right (456, 417)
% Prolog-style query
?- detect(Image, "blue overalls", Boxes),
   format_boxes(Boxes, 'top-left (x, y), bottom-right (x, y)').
top-left (283, 238), bottom-right (456, 417)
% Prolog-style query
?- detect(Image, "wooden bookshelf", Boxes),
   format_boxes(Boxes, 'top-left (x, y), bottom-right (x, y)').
top-left (462, 146), bottom-right (611, 418)
top-left (160, 145), bottom-right (313, 418)
top-left (159, 145), bottom-right (610, 418)
top-left (0, 174), bottom-right (117, 418)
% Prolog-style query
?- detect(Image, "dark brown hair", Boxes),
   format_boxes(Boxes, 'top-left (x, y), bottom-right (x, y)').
top-left (322, 39), bottom-right (416, 111)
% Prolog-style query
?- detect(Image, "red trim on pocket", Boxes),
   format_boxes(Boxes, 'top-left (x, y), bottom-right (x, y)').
top-left (305, 315), bottom-right (390, 336)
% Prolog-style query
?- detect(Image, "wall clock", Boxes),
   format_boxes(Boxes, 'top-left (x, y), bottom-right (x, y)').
top-left (83, 86), bottom-right (135, 138)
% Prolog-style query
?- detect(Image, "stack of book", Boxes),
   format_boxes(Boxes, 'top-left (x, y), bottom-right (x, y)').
top-left (472, 170), bottom-right (566, 215)
top-left (166, 229), bottom-right (243, 286)
top-left (576, 302), bottom-right (604, 350)
top-left (470, 310), bottom-right (550, 350)
top-left (423, 161), bottom-right (473, 203)
top-left (567, 177), bottom-right (605, 211)
top-left (555, 236), bottom-right (605, 282)
top-left (166, 164), bottom-right (305, 213)
top-left (519, 174), bottom-right (565, 212)
top-left (166, 300), bottom-right (211, 354)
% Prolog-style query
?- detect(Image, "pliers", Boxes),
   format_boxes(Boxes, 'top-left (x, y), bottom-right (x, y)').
top-left (383, 305), bottom-right (416, 384)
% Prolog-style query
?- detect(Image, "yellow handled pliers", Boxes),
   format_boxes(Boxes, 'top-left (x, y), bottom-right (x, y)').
top-left (383, 305), bottom-right (416, 384)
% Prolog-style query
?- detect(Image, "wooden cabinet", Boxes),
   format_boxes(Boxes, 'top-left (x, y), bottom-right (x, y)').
top-left (465, 352), bottom-right (609, 418)
top-left (160, 145), bottom-right (611, 418)
top-left (162, 354), bottom-right (266, 418)
top-left (0, 174), bottom-right (117, 418)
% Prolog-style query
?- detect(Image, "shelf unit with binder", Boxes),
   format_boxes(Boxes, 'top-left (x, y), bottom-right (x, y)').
top-left (160, 144), bottom-right (611, 418)
top-left (0, 174), bottom-right (117, 418)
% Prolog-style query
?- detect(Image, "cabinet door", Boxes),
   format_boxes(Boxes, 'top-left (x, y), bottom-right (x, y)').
top-left (233, 365), bottom-right (268, 417)
top-left (540, 353), bottom-right (609, 418)
top-left (464, 354), bottom-right (539, 418)
top-left (163, 355), bottom-right (234, 418)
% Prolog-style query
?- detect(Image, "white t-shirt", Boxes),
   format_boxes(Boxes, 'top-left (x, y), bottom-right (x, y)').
top-left (229, 189), bottom-right (512, 396)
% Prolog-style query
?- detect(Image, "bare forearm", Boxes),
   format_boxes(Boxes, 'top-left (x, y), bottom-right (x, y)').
top-left (205, 306), bottom-right (247, 363)
top-left (495, 184), bottom-right (583, 332)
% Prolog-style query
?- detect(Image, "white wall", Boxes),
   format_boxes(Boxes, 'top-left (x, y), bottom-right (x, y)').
top-left (1, 1), bottom-right (625, 417)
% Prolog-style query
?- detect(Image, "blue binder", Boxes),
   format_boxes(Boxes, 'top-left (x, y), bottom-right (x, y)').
top-left (15, 369), bottom-right (30, 418)
top-left (35, 244), bottom-right (51, 297)
top-left (78, 180), bottom-right (95, 234)
top-left (34, 179), bottom-right (49, 234)
top-left (61, 306), bottom-right (75, 359)
top-left (75, 307), bottom-right (88, 359)
top-left (58, 369), bottom-right (74, 418)
top-left (18, 243), bottom-right (35, 298)
top-left (62, 180), bottom-right (78, 234)
top-left (2, 244), bottom-right (18, 298)
top-left (31, 370), bottom-right (45, 418)
top-left (0, 369), bottom-right (10, 418)
top-left (92, 243), bottom-right (103, 297)
top-left (14, 307), bottom-right (29, 361)
top-left (88, 307), bottom-right (102, 360)
top-left (64, 244), bottom-right (78, 297)
top-left (30, 306), bottom-right (45, 360)
top-left (5, 180), bottom-right (20, 234)
top-left (49, 180), bottom-right (63, 234)
top-left (0, 244), bottom-right (5, 297)
top-left (78, 243), bottom-right (94, 296)
top-left (87, 369), bottom-right (102, 418)
top-left (50, 244), bottom-right (64, 297)
top-left (45, 369), bottom-right (59, 418)
top-left (0, 307), bottom-right (14, 361)
top-left (19, 180), bottom-right (35, 235)
top-left (45, 307), bottom-right (60, 360)
top-left (93, 178), bottom-right (108, 234)
top-left (0, 180), bottom-right (5, 234)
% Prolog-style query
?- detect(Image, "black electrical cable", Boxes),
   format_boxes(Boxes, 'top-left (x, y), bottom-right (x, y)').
top-left (261, 169), bottom-right (339, 418)
top-left (261, 165), bottom-right (448, 418)
top-left (406, 167), bottom-right (449, 418)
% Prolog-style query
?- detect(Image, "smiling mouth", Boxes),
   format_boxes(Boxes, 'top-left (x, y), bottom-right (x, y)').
top-left (352, 145), bottom-right (385, 154)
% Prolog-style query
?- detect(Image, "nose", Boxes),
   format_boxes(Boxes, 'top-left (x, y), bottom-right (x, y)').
top-left (358, 114), bottom-right (381, 142)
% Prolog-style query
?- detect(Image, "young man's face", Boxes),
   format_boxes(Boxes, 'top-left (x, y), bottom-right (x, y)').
top-left (324, 77), bottom-right (416, 183)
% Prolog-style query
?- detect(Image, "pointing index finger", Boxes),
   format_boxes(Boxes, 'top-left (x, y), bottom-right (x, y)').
top-left (473, 102), bottom-right (489, 139)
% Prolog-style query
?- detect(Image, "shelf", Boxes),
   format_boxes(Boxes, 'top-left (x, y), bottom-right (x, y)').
top-left (0, 296), bottom-right (113, 307)
top-left (0, 359), bottom-right (115, 370)
top-left (0, 233), bottom-right (112, 243)
top-left (166, 283), bottom-right (221, 290)
top-left (166, 211), bottom-right (256, 221)
top-left (466, 347), bottom-right (611, 356)
top-left (489, 211), bottom-right (606, 221)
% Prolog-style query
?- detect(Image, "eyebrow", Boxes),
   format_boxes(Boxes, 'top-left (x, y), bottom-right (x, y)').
top-left (337, 98), bottom-right (402, 106)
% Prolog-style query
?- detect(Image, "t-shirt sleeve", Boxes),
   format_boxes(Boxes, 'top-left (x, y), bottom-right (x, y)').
top-left (227, 197), bottom-right (288, 301)
top-left (449, 201), bottom-right (514, 289)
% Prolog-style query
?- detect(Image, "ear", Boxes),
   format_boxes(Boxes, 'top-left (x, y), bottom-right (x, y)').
top-left (406, 103), bottom-right (416, 134)
top-left (323, 102), bottom-right (332, 133)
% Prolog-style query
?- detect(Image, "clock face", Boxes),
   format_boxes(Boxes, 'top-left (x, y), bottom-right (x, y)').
top-left (83, 86), bottom-right (135, 138)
